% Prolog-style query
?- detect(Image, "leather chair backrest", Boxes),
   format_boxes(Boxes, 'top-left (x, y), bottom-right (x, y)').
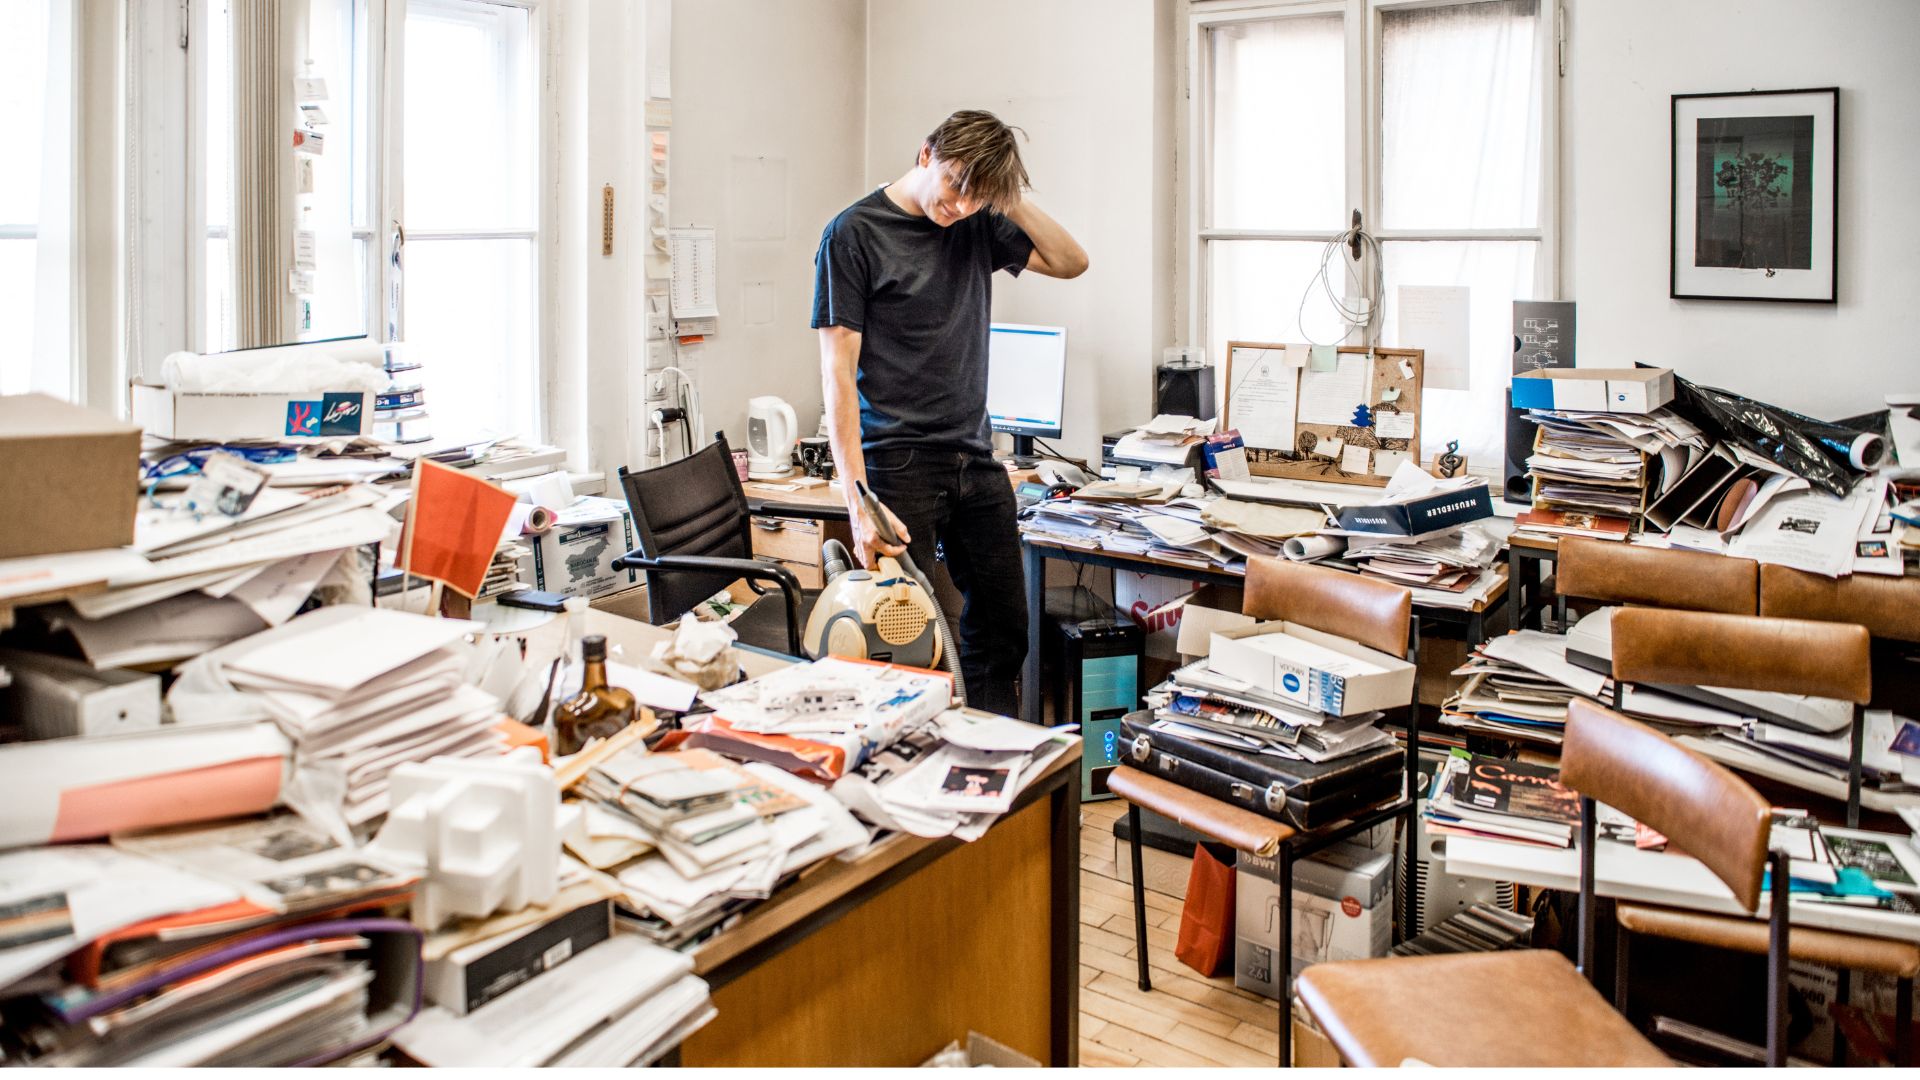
top-left (1244, 556), bottom-right (1412, 659)
top-left (1562, 698), bottom-right (1772, 911)
top-left (1610, 607), bottom-right (1872, 704)
top-left (1557, 537), bottom-right (1757, 615)
top-left (1759, 563), bottom-right (1920, 644)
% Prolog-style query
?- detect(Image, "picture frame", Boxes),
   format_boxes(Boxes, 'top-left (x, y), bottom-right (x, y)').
top-left (1671, 87), bottom-right (1838, 303)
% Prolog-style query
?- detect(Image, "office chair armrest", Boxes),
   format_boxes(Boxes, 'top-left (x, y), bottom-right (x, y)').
top-left (609, 550), bottom-right (805, 656)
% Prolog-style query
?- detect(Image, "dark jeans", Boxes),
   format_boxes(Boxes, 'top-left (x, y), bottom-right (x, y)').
top-left (863, 446), bottom-right (1028, 718)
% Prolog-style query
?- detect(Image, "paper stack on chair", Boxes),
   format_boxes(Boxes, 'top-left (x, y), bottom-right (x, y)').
top-left (1422, 751), bottom-right (1580, 849)
top-left (830, 710), bottom-right (1077, 841)
top-left (167, 606), bottom-right (506, 837)
top-left (1144, 660), bottom-right (1394, 763)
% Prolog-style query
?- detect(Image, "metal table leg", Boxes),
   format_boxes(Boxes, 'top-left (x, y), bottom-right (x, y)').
top-left (1277, 843), bottom-right (1293, 1067)
top-left (1022, 542), bottom-right (1044, 723)
top-left (1127, 802), bottom-right (1151, 992)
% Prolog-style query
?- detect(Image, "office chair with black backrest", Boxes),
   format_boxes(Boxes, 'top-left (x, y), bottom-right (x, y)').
top-left (612, 432), bottom-right (815, 656)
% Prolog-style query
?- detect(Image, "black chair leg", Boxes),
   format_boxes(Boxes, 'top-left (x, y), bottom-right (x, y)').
top-left (1127, 802), bottom-right (1151, 992)
top-left (1766, 851), bottom-right (1790, 1069)
top-left (1277, 843), bottom-right (1293, 1067)
top-left (1895, 976), bottom-right (1913, 1068)
top-left (1613, 921), bottom-right (1630, 1014)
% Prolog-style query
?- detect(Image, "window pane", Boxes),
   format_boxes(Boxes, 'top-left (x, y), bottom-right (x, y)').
top-left (405, 0), bottom-right (536, 231)
top-left (1381, 0), bottom-right (1542, 230)
top-left (1208, 15), bottom-right (1345, 230)
top-left (403, 237), bottom-right (536, 439)
top-left (1379, 240), bottom-right (1539, 468)
top-left (0, 0), bottom-right (48, 224)
top-left (1207, 240), bottom-right (1350, 419)
top-left (0, 239), bottom-right (36, 394)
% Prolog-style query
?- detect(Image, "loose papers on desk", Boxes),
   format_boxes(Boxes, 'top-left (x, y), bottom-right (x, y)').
top-left (830, 709), bottom-right (1077, 841)
top-left (685, 656), bottom-right (952, 781)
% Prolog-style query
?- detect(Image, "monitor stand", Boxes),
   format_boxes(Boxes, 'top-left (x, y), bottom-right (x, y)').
top-left (1005, 434), bottom-right (1040, 468)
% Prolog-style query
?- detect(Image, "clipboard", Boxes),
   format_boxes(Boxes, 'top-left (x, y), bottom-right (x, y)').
top-left (1222, 342), bottom-right (1424, 488)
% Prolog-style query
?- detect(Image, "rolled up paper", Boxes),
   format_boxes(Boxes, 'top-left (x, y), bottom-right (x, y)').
top-left (507, 503), bottom-right (556, 536)
top-left (1283, 535), bottom-right (1346, 562)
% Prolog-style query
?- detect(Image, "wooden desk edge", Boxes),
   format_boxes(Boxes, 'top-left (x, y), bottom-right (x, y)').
top-left (691, 742), bottom-right (1083, 981)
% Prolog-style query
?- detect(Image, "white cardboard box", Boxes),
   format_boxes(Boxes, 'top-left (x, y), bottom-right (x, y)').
top-left (1235, 841), bottom-right (1394, 1000)
top-left (1509, 367), bottom-right (1675, 414)
top-left (1156, 583), bottom-right (1254, 660)
top-left (530, 498), bottom-right (639, 600)
top-left (1207, 622), bottom-right (1415, 716)
top-left (131, 382), bottom-right (374, 441)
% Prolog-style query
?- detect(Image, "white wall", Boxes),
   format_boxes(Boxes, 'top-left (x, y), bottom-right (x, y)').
top-left (865, 0), bottom-right (1177, 464)
top-left (1564, 0), bottom-right (1920, 419)
top-left (669, 0), bottom-right (867, 453)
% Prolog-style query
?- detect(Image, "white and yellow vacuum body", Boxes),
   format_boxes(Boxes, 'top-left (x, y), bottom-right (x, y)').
top-left (803, 555), bottom-right (943, 668)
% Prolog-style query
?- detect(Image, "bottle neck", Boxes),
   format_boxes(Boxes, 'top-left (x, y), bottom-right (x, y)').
top-left (580, 658), bottom-right (609, 691)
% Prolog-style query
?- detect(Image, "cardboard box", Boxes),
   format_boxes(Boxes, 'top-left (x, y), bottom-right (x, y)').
top-left (1333, 479), bottom-right (1492, 536)
top-left (529, 497), bottom-right (639, 600)
top-left (0, 648), bottom-right (161, 739)
top-left (921, 1031), bottom-right (1042, 1068)
top-left (1207, 622), bottom-right (1416, 716)
top-left (1235, 841), bottom-right (1394, 1000)
top-left (0, 394), bottom-right (140, 558)
top-left (1155, 583), bottom-right (1253, 659)
top-left (1114, 570), bottom-right (1195, 661)
top-left (1510, 367), bottom-right (1675, 414)
top-left (131, 381), bottom-right (374, 441)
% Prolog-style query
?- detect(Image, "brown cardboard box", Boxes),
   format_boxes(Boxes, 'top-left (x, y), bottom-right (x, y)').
top-left (0, 394), bottom-right (141, 558)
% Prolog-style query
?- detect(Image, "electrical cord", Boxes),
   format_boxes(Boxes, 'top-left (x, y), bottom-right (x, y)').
top-left (1030, 437), bottom-right (1085, 466)
top-left (1222, 221), bottom-right (1384, 424)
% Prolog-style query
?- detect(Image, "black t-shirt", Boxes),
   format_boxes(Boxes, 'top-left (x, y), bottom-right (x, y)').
top-left (810, 187), bottom-right (1034, 454)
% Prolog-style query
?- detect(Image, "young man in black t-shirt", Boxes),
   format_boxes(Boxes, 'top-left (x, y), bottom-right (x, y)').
top-left (811, 110), bottom-right (1088, 718)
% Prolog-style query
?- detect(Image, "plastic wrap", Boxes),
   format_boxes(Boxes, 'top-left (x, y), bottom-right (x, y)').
top-left (1674, 377), bottom-right (1886, 498)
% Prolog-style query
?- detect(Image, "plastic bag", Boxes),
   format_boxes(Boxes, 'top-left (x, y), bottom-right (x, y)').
top-left (1175, 844), bottom-right (1237, 977)
top-left (1674, 377), bottom-right (1887, 498)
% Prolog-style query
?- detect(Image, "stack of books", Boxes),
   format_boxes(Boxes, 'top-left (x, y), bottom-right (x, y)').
top-left (1525, 414), bottom-right (1650, 518)
top-left (1423, 751), bottom-right (1580, 849)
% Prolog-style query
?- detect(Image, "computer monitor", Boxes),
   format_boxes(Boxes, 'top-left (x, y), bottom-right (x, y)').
top-left (986, 322), bottom-right (1068, 464)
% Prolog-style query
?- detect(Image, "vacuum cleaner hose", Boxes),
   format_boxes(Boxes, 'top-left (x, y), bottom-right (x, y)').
top-left (820, 538), bottom-right (854, 581)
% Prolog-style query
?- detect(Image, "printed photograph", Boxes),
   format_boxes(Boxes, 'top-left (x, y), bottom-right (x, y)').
top-left (1693, 113), bottom-right (1815, 271)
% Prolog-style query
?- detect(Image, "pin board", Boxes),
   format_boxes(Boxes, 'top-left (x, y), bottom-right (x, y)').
top-left (1222, 341), bottom-right (1424, 488)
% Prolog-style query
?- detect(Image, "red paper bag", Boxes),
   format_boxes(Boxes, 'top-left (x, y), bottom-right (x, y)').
top-left (1175, 844), bottom-right (1236, 977)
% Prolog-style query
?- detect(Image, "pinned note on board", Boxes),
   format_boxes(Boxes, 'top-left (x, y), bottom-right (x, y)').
top-left (1376, 411), bottom-right (1417, 440)
top-left (1381, 386), bottom-right (1401, 402)
top-left (1284, 344), bottom-right (1308, 368)
top-left (1372, 449), bottom-right (1409, 476)
top-left (1398, 358), bottom-right (1415, 379)
top-left (1309, 345), bottom-right (1339, 372)
top-left (1340, 444), bottom-right (1371, 475)
top-left (1317, 436), bottom-right (1345, 459)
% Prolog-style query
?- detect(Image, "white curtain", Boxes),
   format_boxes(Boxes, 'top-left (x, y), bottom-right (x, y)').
top-left (230, 0), bottom-right (306, 348)
top-left (23, 0), bottom-right (73, 398)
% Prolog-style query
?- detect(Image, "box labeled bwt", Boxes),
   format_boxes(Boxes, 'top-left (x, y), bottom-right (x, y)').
top-left (1235, 841), bottom-right (1393, 1000)
top-left (1206, 622), bottom-right (1415, 716)
top-left (1510, 367), bottom-right (1674, 414)
top-left (529, 497), bottom-right (638, 600)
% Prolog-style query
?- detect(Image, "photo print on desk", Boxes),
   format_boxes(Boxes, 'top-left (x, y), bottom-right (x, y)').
top-left (1672, 88), bottom-right (1837, 302)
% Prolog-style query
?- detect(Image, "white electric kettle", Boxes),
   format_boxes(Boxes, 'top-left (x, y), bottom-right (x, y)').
top-left (746, 396), bottom-right (798, 479)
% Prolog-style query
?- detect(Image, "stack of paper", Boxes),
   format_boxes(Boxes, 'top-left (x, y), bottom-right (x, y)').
top-left (49, 485), bottom-right (400, 669)
top-left (167, 606), bottom-right (506, 836)
top-left (1111, 414), bottom-right (1215, 466)
top-left (683, 657), bottom-right (953, 781)
top-left (1144, 660), bottom-right (1394, 763)
top-left (392, 935), bottom-right (712, 1068)
top-left (1339, 523), bottom-right (1503, 602)
top-left (830, 710), bottom-right (1077, 841)
top-left (1424, 752), bottom-right (1580, 849)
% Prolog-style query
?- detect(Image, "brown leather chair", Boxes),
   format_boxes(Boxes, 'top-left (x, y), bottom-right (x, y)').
top-left (1607, 607), bottom-right (1909, 1065)
top-left (1608, 607), bottom-right (1872, 824)
top-left (1759, 564), bottom-right (1920, 714)
top-left (1551, 536), bottom-right (1759, 629)
top-left (1111, 558), bottom-right (1418, 1064)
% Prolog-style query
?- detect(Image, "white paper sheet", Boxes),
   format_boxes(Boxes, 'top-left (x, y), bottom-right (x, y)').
top-left (224, 607), bottom-right (478, 695)
top-left (1227, 347), bottom-right (1299, 452)
top-left (1728, 484), bottom-right (1876, 578)
top-left (1397, 285), bottom-right (1470, 391)
top-left (225, 549), bottom-right (344, 627)
top-left (1297, 353), bottom-right (1373, 426)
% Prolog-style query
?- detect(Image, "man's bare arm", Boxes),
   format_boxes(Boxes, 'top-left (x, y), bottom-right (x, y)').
top-left (819, 325), bottom-right (909, 567)
top-left (1004, 199), bottom-right (1089, 279)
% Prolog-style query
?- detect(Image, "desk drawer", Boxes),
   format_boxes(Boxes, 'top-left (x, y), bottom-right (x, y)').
top-left (750, 516), bottom-right (825, 567)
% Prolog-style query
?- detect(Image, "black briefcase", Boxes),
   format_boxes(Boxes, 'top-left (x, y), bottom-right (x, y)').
top-left (1121, 713), bottom-right (1404, 830)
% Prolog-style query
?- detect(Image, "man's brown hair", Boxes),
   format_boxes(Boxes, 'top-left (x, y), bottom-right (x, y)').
top-left (923, 110), bottom-right (1030, 211)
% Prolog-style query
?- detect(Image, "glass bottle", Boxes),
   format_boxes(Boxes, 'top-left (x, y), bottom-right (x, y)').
top-left (553, 634), bottom-right (636, 756)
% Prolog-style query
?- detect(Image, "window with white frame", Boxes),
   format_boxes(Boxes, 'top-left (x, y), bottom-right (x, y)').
top-left (1, 0), bottom-right (74, 399)
top-left (195, 0), bottom-right (540, 441)
top-left (1193, 0), bottom-right (1555, 468)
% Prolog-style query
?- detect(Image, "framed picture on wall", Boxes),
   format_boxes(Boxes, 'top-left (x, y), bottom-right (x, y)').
top-left (1671, 87), bottom-right (1838, 303)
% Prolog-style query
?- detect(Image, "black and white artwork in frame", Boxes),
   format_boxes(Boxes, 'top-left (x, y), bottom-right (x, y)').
top-left (1671, 88), bottom-right (1837, 303)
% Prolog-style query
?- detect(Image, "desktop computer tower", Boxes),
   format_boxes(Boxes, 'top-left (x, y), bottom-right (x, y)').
top-left (1042, 587), bottom-right (1143, 801)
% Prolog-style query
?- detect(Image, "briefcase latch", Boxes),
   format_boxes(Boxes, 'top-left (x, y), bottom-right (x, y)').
top-left (1263, 783), bottom-right (1287, 813)
top-left (1129, 735), bottom-right (1152, 763)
